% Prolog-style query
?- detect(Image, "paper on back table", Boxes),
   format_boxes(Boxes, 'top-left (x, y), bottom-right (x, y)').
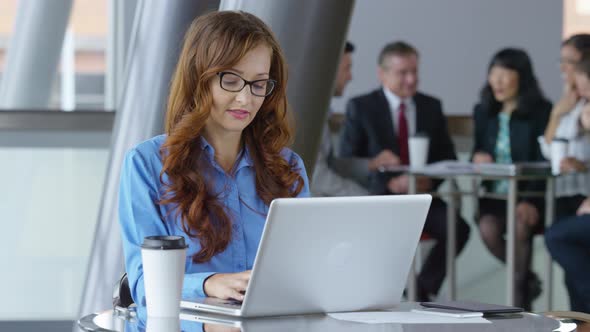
top-left (328, 311), bottom-right (491, 324)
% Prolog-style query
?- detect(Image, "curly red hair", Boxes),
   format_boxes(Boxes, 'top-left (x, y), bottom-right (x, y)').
top-left (159, 11), bottom-right (304, 263)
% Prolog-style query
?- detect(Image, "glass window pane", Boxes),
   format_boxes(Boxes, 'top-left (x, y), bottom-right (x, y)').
top-left (0, 0), bottom-right (108, 110)
top-left (0, 139), bottom-right (109, 319)
top-left (0, 0), bottom-right (18, 73)
top-left (58, 0), bottom-right (108, 109)
top-left (563, 0), bottom-right (590, 37)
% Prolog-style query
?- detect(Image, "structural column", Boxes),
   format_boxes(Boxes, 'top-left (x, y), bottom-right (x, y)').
top-left (105, 0), bottom-right (139, 110)
top-left (77, 0), bottom-right (219, 319)
top-left (220, 0), bottom-right (356, 175)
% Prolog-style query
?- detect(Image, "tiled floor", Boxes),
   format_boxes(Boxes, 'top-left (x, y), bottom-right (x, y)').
top-left (455, 238), bottom-right (570, 312)
top-left (428, 172), bottom-right (571, 313)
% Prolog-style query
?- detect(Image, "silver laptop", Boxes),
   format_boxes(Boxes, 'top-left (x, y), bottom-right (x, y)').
top-left (180, 195), bottom-right (431, 317)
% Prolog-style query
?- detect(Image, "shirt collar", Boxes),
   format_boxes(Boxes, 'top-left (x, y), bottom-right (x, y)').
top-left (199, 136), bottom-right (215, 160)
top-left (382, 87), bottom-right (411, 111)
top-left (199, 136), bottom-right (254, 172)
top-left (235, 146), bottom-right (254, 171)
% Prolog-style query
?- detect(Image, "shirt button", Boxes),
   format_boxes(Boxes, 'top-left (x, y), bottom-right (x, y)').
top-left (233, 224), bottom-right (239, 231)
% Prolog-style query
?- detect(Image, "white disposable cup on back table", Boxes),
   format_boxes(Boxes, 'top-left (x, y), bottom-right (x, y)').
top-left (550, 138), bottom-right (569, 175)
top-left (409, 134), bottom-right (430, 168)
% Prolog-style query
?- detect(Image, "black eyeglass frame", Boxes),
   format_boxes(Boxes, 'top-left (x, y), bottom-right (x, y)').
top-left (216, 72), bottom-right (277, 97)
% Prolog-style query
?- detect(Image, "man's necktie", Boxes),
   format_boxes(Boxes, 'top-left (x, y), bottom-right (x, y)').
top-left (397, 102), bottom-right (409, 165)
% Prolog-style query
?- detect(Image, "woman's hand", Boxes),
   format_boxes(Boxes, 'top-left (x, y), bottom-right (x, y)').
top-left (473, 152), bottom-right (493, 164)
top-left (516, 202), bottom-right (539, 227)
top-left (560, 157), bottom-right (587, 173)
top-left (204, 270), bottom-right (251, 301)
top-left (552, 86), bottom-right (579, 118)
top-left (581, 103), bottom-right (590, 131)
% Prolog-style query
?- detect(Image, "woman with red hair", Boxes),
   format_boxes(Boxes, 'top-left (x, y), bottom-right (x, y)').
top-left (118, 11), bottom-right (309, 305)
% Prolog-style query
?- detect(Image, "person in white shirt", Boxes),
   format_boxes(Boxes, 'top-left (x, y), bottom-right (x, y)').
top-left (539, 34), bottom-right (590, 218)
top-left (312, 42), bottom-right (389, 197)
top-left (546, 50), bottom-right (590, 314)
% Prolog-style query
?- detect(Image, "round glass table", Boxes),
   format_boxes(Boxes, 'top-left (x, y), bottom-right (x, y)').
top-left (78, 302), bottom-right (576, 332)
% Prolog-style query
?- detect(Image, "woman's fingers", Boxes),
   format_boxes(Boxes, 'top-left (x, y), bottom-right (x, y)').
top-left (226, 289), bottom-right (244, 301)
top-left (231, 279), bottom-right (248, 292)
top-left (204, 270), bottom-right (252, 300)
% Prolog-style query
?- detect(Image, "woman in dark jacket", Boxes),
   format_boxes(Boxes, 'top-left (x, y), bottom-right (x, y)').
top-left (472, 48), bottom-right (551, 310)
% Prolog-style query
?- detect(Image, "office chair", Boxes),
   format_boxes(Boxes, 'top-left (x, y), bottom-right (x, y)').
top-left (113, 273), bottom-right (135, 316)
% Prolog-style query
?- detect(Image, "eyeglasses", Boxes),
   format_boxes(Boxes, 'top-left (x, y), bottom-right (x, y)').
top-left (216, 72), bottom-right (276, 97)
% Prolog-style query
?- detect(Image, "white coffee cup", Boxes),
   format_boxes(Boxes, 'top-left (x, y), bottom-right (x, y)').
top-left (409, 135), bottom-right (430, 168)
top-left (141, 235), bottom-right (188, 317)
top-left (550, 138), bottom-right (569, 175)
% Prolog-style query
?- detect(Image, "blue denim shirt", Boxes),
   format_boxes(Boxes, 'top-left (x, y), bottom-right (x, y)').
top-left (119, 134), bottom-right (310, 305)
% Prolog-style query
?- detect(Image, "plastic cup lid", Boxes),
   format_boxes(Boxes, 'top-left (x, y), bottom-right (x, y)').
top-left (552, 137), bottom-right (569, 143)
top-left (141, 235), bottom-right (188, 250)
top-left (411, 132), bottom-right (429, 138)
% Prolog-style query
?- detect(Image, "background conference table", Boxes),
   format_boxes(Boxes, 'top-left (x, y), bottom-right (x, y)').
top-left (78, 302), bottom-right (571, 332)
top-left (381, 161), bottom-right (556, 308)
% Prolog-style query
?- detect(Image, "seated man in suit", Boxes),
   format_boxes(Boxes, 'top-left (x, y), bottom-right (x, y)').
top-left (339, 41), bottom-right (470, 301)
top-left (312, 42), bottom-right (368, 197)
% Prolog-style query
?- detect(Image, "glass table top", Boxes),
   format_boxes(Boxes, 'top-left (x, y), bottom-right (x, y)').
top-left (78, 302), bottom-right (574, 332)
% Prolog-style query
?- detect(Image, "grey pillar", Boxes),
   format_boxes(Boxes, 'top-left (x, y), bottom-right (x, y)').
top-left (219, 0), bottom-right (355, 176)
top-left (77, 0), bottom-right (219, 319)
top-left (0, 0), bottom-right (73, 109)
top-left (105, 0), bottom-right (139, 110)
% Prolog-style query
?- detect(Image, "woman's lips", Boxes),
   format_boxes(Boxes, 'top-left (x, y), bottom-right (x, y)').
top-left (227, 109), bottom-right (249, 120)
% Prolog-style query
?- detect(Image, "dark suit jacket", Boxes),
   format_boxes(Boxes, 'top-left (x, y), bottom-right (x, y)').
top-left (339, 88), bottom-right (457, 194)
top-left (472, 99), bottom-right (552, 199)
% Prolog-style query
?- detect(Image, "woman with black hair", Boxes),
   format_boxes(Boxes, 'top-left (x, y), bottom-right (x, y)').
top-left (471, 48), bottom-right (552, 310)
